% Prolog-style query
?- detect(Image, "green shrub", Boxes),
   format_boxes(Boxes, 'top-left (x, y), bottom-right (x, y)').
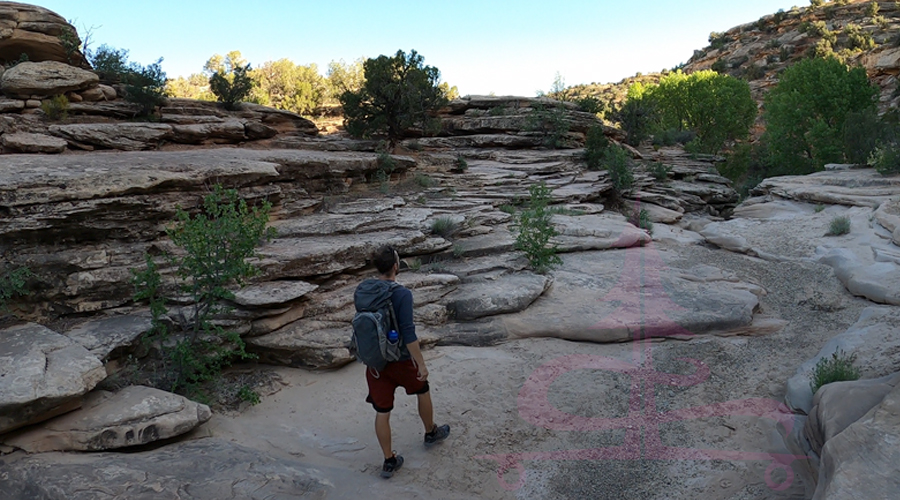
top-left (604, 145), bottom-right (634, 194)
top-left (810, 350), bottom-right (860, 393)
top-left (815, 204), bottom-right (826, 213)
top-left (40, 95), bottom-right (69, 120)
top-left (711, 59), bottom-right (728, 73)
top-left (743, 63), bottom-right (765, 81)
top-left (89, 45), bottom-right (131, 82)
top-left (131, 186), bottom-right (275, 394)
top-left (826, 215), bottom-right (851, 236)
top-left (58, 27), bottom-right (81, 65)
top-left (453, 154), bottom-right (468, 172)
top-left (499, 204), bottom-right (517, 215)
top-left (526, 102), bottom-right (570, 149)
top-left (810, 0), bottom-right (824, 8)
top-left (575, 96), bottom-right (605, 115)
top-left (867, 1), bottom-right (880, 17)
top-left (123, 58), bottom-right (167, 117)
top-left (650, 163), bottom-right (672, 182)
top-left (628, 208), bottom-right (654, 234)
top-left (430, 216), bottom-right (459, 238)
top-left (584, 125), bottom-right (610, 170)
top-left (844, 24), bottom-right (876, 51)
top-left (512, 182), bottom-right (562, 273)
top-left (237, 385), bottom-right (261, 406)
top-left (614, 89), bottom-right (658, 147)
top-left (869, 143), bottom-right (900, 174)
top-left (0, 266), bottom-right (32, 313)
top-left (209, 63), bottom-right (255, 110)
top-left (414, 173), bottom-right (437, 188)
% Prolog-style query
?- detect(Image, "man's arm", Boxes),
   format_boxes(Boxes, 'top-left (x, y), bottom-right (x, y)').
top-left (407, 340), bottom-right (428, 381)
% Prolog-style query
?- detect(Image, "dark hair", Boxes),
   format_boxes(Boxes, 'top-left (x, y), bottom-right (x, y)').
top-left (373, 245), bottom-right (399, 274)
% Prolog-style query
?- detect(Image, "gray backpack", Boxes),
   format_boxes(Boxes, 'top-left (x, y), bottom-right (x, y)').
top-left (351, 279), bottom-right (403, 372)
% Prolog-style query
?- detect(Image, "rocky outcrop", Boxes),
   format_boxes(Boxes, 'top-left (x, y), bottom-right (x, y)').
top-left (0, 61), bottom-right (97, 98)
top-left (786, 306), bottom-right (900, 414)
top-left (1, 386), bottom-right (211, 452)
top-left (49, 123), bottom-right (173, 151)
top-left (1, 131), bottom-right (66, 153)
top-left (0, 439), bottom-right (332, 499)
top-left (0, 3), bottom-right (87, 66)
top-left (752, 168), bottom-right (900, 208)
top-left (0, 323), bottom-right (106, 435)
top-left (788, 373), bottom-right (900, 500)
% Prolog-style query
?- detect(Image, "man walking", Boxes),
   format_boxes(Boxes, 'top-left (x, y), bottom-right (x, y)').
top-left (361, 246), bottom-right (450, 478)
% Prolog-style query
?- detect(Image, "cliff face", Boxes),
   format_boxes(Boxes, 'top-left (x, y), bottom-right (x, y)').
top-left (684, 0), bottom-right (900, 111)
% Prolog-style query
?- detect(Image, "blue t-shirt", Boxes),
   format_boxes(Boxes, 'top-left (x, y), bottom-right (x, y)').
top-left (390, 285), bottom-right (417, 347)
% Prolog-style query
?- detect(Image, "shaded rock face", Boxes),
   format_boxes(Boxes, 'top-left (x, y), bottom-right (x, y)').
top-left (0, 3), bottom-right (86, 66)
top-left (1, 385), bottom-right (211, 452)
top-left (0, 439), bottom-right (331, 499)
top-left (0, 61), bottom-right (97, 98)
top-left (0, 323), bottom-right (106, 435)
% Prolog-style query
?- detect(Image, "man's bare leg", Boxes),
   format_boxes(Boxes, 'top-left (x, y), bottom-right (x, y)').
top-left (375, 412), bottom-right (393, 459)
top-left (417, 392), bottom-right (436, 433)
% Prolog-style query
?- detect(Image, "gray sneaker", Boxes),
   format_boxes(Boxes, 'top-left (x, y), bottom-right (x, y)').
top-left (424, 424), bottom-right (450, 446)
top-left (381, 453), bottom-right (403, 479)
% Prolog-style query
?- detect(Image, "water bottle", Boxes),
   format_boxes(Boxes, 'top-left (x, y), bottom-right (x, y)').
top-left (388, 330), bottom-right (399, 345)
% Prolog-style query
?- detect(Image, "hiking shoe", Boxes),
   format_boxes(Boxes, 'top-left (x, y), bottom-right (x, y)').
top-left (381, 453), bottom-right (403, 479)
top-left (424, 424), bottom-right (450, 446)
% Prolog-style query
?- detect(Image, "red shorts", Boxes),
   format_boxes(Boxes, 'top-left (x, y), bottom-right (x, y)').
top-left (365, 359), bottom-right (430, 413)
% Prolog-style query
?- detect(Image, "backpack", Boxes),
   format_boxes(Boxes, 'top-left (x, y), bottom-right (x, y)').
top-left (351, 279), bottom-right (404, 372)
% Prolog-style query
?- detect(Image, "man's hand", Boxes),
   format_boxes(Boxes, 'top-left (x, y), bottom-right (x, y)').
top-left (417, 364), bottom-right (429, 381)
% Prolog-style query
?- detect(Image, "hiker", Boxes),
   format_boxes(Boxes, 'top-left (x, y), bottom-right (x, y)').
top-left (353, 245), bottom-right (450, 479)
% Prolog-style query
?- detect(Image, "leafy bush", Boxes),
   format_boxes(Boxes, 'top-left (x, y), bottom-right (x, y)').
top-left (843, 109), bottom-right (884, 165)
top-left (453, 154), bottom-right (468, 172)
top-left (613, 84), bottom-right (658, 146)
top-left (628, 208), bottom-right (654, 234)
top-left (526, 102), bottom-right (570, 149)
top-left (604, 145), bottom-right (634, 194)
top-left (815, 204), bottom-right (826, 213)
top-left (131, 186), bottom-right (275, 394)
top-left (209, 63), bottom-right (254, 110)
top-left (584, 125), bottom-right (610, 170)
top-left (809, 350), bottom-right (860, 393)
top-left (89, 45), bottom-right (132, 82)
top-left (826, 215), bottom-right (851, 236)
top-left (869, 143), bottom-right (900, 175)
top-left (123, 58), bottom-right (167, 117)
top-left (340, 49), bottom-right (449, 147)
top-left (499, 204), bottom-right (517, 215)
top-left (763, 57), bottom-right (878, 176)
top-left (249, 58), bottom-right (327, 116)
top-left (40, 95), bottom-right (69, 120)
top-left (58, 27), bottom-right (81, 65)
top-left (711, 59), bottom-right (728, 73)
top-left (512, 182), bottom-right (562, 273)
top-left (650, 163), bottom-right (672, 182)
top-left (0, 266), bottom-right (32, 313)
top-left (575, 96), bottom-right (605, 115)
top-left (844, 24), bottom-right (875, 51)
top-left (414, 173), bottom-right (437, 188)
top-left (430, 217), bottom-right (459, 238)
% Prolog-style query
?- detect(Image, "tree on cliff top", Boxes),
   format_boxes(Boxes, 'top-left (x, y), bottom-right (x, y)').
top-left (339, 49), bottom-right (450, 147)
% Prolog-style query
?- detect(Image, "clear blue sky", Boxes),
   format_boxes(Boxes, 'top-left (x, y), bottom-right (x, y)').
top-left (33, 0), bottom-right (801, 96)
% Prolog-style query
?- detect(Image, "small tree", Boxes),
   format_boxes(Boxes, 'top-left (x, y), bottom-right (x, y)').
top-left (89, 45), bottom-right (131, 82)
top-left (123, 58), bottom-right (167, 117)
top-left (210, 63), bottom-right (255, 110)
top-left (132, 186), bottom-right (275, 394)
top-left (340, 49), bottom-right (450, 147)
top-left (763, 56), bottom-right (878, 175)
top-left (512, 183), bottom-right (562, 273)
top-left (0, 266), bottom-right (31, 314)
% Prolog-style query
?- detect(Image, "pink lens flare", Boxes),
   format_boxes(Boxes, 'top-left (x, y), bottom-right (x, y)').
top-left (476, 235), bottom-right (807, 492)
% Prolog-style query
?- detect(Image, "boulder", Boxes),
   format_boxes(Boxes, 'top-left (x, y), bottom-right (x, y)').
top-left (1, 131), bottom-right (67, 153)
top-left (49, 123), bottom-right (173, 151)
top-left (0, 386), bottom-right (211, 452)
top-left (552, 213), bottom-right (652, 252)
top-left (0, 3), bottom-right (87, 66)
top-left (444, 271), bottom-right (550, 320)
top-left (0, 96), bottom-right (23, 111)
top-left (0, 323), bottom-right (106, 435)
top-left (0, 439), bottom-right (331, 499)
top-left (786, 306), bottom-right (900, 414)
top-left (802, 375), bottom-right (900, 500)
top-left (246, 320), bottom-right (354, 370)
top-left (0, 61), bottom-right (97, 98)
top-left (63, 314), bottom-right (153, 360)
top-left (819, 248), bottom-right (900, 306)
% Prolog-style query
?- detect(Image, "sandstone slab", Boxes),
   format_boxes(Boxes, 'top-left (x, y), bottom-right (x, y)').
top-left (63, 314), bottom-right (152, 360)
top-left (444, 271), bottom-right (550, 321)
top-left (232, 281), bottom-right (319, 308)
top-left (0, 438), bottom-right (331, 499)
top-left (1, 131), bottom-right (66, 153)
top-left (752, 168), bottom-right (900, 207)
top-left (0, 61), bottom-right (97, 98)
top-left (552, 213), bottom-right (652, 252)
top-left (49, 123), bottom-right (173, 151)
top-left (1, 385), bottom-right (211, 452)
top-left (0, 4), bottom-right (87, 66)
top-left (0, 323), bottom-right (106, 435)
top-left (170, 119), bottom-right (246, 144)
